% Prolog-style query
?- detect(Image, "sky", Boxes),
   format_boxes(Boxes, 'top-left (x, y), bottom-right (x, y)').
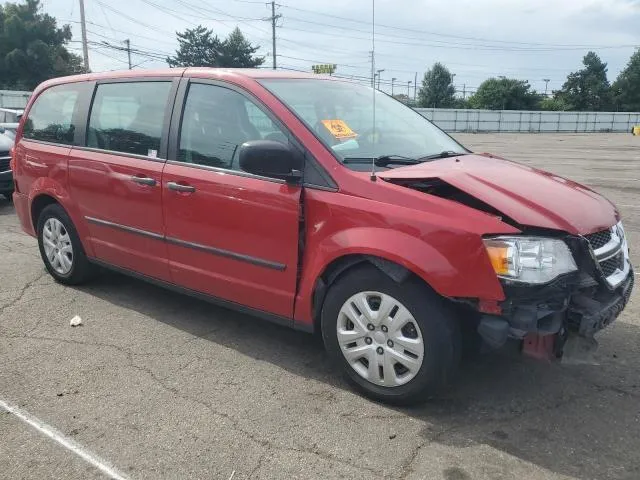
top-left (38, 0), bottom-right (640, 97)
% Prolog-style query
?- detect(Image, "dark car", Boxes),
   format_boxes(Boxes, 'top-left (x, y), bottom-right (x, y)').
top-left (0, 128), bottom-right (13, 198)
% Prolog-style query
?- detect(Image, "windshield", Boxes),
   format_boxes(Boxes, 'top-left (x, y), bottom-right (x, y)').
top-left (259, 79), bottom-right (467, 170)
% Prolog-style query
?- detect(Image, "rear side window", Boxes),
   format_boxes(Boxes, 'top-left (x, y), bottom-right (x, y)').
top-left (22, 84), bottom-right (81, 144)
top-left (87, 82), bottom-right (172, 157)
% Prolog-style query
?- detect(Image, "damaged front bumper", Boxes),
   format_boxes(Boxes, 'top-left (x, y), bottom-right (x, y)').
top-left (476, 227), bottom-right (634, 359)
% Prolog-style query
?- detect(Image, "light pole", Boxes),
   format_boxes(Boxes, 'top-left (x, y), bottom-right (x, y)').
top-left (407, 80), bottom-right (412, 101)
top-left (391, 77), bottom-right (396, 96)
top-left (543, 78), bottom-right (551, 96)
top-left (376, 69), bottom-right (385, 90)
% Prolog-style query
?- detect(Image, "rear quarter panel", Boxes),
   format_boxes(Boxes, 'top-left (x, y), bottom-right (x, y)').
top-left (13, 140), bottom-right (94, 256)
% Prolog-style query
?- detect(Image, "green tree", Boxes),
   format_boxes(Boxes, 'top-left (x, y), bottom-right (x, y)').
top-left (468, 77), bottom-right (541, 110)
top-left (167, 26), bottom-right (263, 68)
top-left (555, 52), bottom-right (612, 111)
top-left (453, 97), bottom-right (471, 109)
top-left (167, 26), bottom-right (222, 67)
top-left (612, 49), bottom-right (640, 112)
top-left (539, 97), bottom-right (568, 111)
top-left (417, 62), bottom-right (456, 108)
top-left (0, 0), bottom-right (85, 90)
top-left (218, 27), bottom-right (264, 68)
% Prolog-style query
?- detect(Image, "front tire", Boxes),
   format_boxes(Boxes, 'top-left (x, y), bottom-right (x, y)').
top-left (37, 204), bottom-right (95, 285)
top-left (321, 264), bottom-right (459, 405)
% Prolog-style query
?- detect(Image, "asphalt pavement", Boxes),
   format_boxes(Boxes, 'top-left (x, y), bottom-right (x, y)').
top-left (1, 133), bottom-right (639, 479)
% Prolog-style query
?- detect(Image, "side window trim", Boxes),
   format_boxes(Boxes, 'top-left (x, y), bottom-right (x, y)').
top-left (72, 81), bottom-right (96, 146)
top-left (168, 77), bottom-right (336, 190)
top-left (79, 77), bottom-right (180, 162)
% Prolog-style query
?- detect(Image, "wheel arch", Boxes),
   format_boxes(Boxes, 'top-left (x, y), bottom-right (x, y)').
top-left (29, 186), bottom-right (95, 258)
top-left (310, 253), bottom-right (425, 335)
top-left (31, 194), bottom-right (60, 232)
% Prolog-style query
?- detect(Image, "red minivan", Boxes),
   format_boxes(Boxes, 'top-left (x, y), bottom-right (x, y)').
top-left (12, 69), bottom-right (633, 404)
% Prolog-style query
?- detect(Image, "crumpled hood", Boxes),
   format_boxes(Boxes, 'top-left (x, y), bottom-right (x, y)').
top-left (379, 154), bottom-right (618, 235)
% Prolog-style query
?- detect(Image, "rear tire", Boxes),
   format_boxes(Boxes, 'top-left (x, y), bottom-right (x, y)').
top-left (321, 264), bottom-right (460, 405)
top-left (37, 204), bottom-right (95, 285)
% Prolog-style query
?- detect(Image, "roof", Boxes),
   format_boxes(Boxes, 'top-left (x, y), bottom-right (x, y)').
top-left (34, 67), bottom-right (337, 92)
top-left (186, 68), bottom-right (327, 79)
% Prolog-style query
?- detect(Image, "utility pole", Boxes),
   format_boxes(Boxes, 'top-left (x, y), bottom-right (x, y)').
top-left (407, 80), bottom-right (412, 100)
top-left (414, 72), bottom-right (417, 101)
top-left (463, 84), bottom-right (466, 99)
top-left (370, 51), bottom-right (375, 87)
top-left (124, 39), bottom-right (132, 70)
top-left (270, 1), bottom-right (281, 70)
top-left (78, 0), bottom-right (90, 72)
top-left (543, 78), bottom-right (551, 96)
top-left (391, 77), bottom-right (396, 96)
top-left (376, 69), bottom-right (384, 90)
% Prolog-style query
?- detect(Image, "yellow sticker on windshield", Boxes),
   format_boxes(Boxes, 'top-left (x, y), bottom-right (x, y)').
top-left (321, 119), bottom-right (358, 140)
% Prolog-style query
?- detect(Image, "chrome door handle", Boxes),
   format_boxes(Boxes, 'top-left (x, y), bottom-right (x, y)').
top-left (131, 176), bottom-right (157, 186)
top-left (167, 181), bottom-right (196, 193)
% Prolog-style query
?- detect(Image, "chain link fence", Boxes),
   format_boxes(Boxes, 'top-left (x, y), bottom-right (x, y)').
top-left (0, 90), bottom-right (31, 109)
top-left (416, 108), bottom-right (640, 133)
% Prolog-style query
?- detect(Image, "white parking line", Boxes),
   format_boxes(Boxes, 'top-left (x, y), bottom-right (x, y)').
top-left (0, 398), bottom-right (130, 480)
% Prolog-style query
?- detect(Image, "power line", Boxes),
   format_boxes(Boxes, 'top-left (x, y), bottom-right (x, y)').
top-left (135, 0), bottom-right (200, 26)
top-left (86, 29), bottom-right (173, 56)
top-left (63, 19), bottom-right (177, 46)
top-left (94, 1), bottom-right (175, 35)
top-left (90, 47), bottom-right (130, 64)
top-left (278, 3), bottom-right (637, 49)
top-left (172, 0), bottom-right (272, 35)
top-left (278, 23), bottom-right (637, 52)
top-left (94, 0), bottom-right (117, 39)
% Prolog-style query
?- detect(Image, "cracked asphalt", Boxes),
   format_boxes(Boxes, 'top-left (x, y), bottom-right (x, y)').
top-left (1, 133), bottom-right (639, 480)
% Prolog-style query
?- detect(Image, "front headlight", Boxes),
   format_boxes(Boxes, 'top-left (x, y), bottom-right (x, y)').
top-left (483, 236), bottom-right (577, 284)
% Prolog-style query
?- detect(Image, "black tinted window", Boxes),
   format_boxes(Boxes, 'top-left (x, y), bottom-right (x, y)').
top-left (87, 82), bottom-right (172, 157)
top-left (178, 83), bottom-right (287, 170)
top-left (23, 84), bottom-right (80, 144)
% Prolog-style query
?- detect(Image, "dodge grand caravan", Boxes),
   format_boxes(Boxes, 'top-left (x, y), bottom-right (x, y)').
top-left (12, 69), bottom-right (634, 404)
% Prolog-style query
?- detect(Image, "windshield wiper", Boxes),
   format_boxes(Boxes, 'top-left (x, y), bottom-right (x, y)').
top-left (343, 155), bottom-right (421, 167)
top-left (418, 151), bottom-right (468, 161)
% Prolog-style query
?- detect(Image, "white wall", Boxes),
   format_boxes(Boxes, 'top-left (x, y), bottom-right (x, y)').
top-left (0, 90), bottom-right (31, 109)
top-left (416, 108), bottom-right (640, 133)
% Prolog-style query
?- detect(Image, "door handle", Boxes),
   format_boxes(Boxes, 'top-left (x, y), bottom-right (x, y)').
top-left (131, 175), bottom-right (157, 186)
top-left (167, 181), bottom-right (196, 193)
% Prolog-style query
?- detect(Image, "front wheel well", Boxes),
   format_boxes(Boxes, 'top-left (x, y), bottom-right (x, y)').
top-left (311, 254), bottom-right (414, 333)
top-left (31, 194), bottom-right (60, 232)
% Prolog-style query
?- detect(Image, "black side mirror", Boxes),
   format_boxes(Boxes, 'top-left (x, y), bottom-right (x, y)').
top-left (238, 140), bottom-right (302, 183)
